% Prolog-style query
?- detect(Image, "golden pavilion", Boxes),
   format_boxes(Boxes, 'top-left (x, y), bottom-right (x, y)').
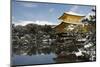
top-left (54, 11), bottom-right (87, 33)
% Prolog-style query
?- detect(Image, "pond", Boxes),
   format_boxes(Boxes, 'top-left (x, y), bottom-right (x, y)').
top-left (12, 53), bottom-right (57, 65)
top-left (11, 39), bottom-right (93, 66)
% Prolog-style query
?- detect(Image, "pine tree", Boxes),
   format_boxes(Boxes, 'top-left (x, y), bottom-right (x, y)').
top-left (82, 8), bottom-right (96, 61)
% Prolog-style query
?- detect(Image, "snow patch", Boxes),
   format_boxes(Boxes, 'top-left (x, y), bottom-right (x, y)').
top-left (84, 42), bottom-right (93, 48)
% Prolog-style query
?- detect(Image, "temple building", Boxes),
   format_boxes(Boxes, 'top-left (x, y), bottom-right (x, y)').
top-left (54, 11), bottom-right (87, 33)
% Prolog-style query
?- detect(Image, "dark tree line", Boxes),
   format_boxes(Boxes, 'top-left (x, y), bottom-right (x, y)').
top-left (12, 23), bottom-right (56, 55)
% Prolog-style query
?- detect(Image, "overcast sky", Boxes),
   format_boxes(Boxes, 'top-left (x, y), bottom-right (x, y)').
top-left (12, 0), bottom-right (95, 25)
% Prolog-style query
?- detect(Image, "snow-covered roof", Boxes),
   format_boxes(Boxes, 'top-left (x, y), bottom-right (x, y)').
top-left (65, 11), bottom-right (85, 17)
